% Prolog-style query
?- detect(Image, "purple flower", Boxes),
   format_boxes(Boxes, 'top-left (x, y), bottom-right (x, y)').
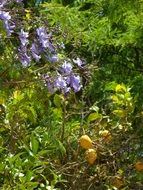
top-left (36, 27), bottom-right (55, 52)
top-left (55, 75), bottom-right (67, 89)
top-left (61, 61), bottom-right (72, 75)
top-left (55, 75), bottom-right (70, 94)
top-left (18, 46), bottom-right (31, 67)
top-left (67, 74), bottom-right (82, 92)
top-left (42, 74), bottom-right (55, 93)
top-left (19, 29), bottom-right (29, 46)
top-left (16, 0), bottom-right (23, 2)
top-left (0, 0), bottom-right (6, 7)
top-left (18, 45), bottom-right (27, 52)
top-left (0, 11), bottom-right (11, 21)
top-left (19, 53), bottom-right (31, 67)
top-left (4, 20), bottom-right (15, 36)
top-left (31, 43), bottom-right (41, 61)
top-left (73, 57), bottom-right (84, 67)
top-left (47, 81), bottom-right (55, 93)
top-left (50, 54), bottom-right (58, 63)
top-left (36, 27), bottom-right (49, 48)
top-left (63, 86), bottom-right (70, 94)
top-left (36, 27), bottom-right (47, 37)
top-left (0, 11), bottom-right (15, 36)
top-left (47, 42), bottom-right (55, 53)
top-left (58, 42), bottom-right (65, 49)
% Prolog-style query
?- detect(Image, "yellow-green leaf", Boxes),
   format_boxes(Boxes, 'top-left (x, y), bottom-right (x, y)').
top-left (115, 84), bottom-right (126, 93)
top-left (88, 113), bottom-right (102, 122)
top-left (53, 94), bottom-right (64, 107)
top-left (113, 109), bottom-right (126, 118)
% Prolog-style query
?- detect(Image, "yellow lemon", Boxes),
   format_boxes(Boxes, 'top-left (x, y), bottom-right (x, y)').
top-left (79, 135), bottom-right (93, 149)
top-left (85, 149), bottom-right (97, 165)
top-left (99, 130), bottom-right (112, 142)
top-left (135, 161), bottom-right (143, 172)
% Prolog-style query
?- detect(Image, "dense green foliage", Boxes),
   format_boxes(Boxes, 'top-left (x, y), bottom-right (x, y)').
top-left (1, 0), bottom-right (143, 189)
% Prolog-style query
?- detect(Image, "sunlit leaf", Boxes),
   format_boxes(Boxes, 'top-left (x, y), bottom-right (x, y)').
top-left (53, 94), bottom-right (64, 108)
top-left (30, 133), bottom-right (39, 155)
top-left (113, 109), bottom-right (126, 118)
top-left (115, 84), bottom-right (126, 93)
top-left (88, 112), bottom-right (102, 122)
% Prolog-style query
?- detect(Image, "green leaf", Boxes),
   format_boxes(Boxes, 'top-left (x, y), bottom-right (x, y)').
top-left (89, 104), bottom-right (99, 112)
top-left (105, 81), bottom-right (117, 91)
top-left (30, 133), bottom-right (39, 155)
top-left (26, 170), bottom-right (34, 182)
top-left (53, 94), bottom-right (64, 108)
top-left (52, 108), bottom-right (63, 119)
top-left (25, 182), bottom-right (39, 189)
top-left (0, 162), bottom-right (5, 173)
top-left (55, 140), bottom-right (66, 156)
top-left (112, 109), bottom-right (126, 118)
top-left (88, 112), bottom-right (102, 122)
top-left (115, 84), bottom-right (126, 93)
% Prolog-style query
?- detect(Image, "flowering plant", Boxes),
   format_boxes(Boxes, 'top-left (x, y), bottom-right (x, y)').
top-left (0, 0), bottom-right (83, 94)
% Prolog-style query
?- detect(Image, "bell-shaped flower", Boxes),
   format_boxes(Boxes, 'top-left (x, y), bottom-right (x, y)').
top-left (73, 57), bottom-right (84, 67)
top-left (67, 74), bottom-right (82, 92)
top-left (0, 11), bottom-right (11, 21)
top-left (42, 74), bottom-right (55, 93)
top-left (31, 43), bottom-right (41, 61)
top-left (61, 61), bottom-right (72, 75)
top-left (54, 75), bottom-right (70, 94)
top-left (18, 46), bottom-right (31, 67)
top-left (19, 29), bottom-right (29, 46)
top-left (36, 27), bottom-right (55, 52)
top-left (50, 54), bottom-right (58, 63)
top-left (36, 27), bottom-right (49, 47)
top-left (55, 75), bottom-right (67, 89)
top-left (19, 53), bottom-right (31, 67)
top-left (4, 20), bottom-right (15, 36)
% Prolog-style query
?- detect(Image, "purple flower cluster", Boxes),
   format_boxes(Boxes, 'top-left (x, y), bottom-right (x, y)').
top-left (0, 0), bottom-right (23, 35)
top-left (61, 61), bottom-right (72, 74)
top-left (36, 27), bottom-right (58, 62)
top-left (0, 0), bottom-right (83, 94)
top-left (67, 74), bottom-right (81, 92)
top-left (36, 27), bottom-right (52, 49)
top-left (44, 60), bottom-right (82, 94)
top-left (19, 29), bottom-right (29, 46)
top-left (17, 26), bottom-right (59, 66)
top-left (18, 46), bottom-right (31, 67)
top-left (0, 10), bottom-right (15, 36)
top-left (18, 29), bottom-right (31, 67)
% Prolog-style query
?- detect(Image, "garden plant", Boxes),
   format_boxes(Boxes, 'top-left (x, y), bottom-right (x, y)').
top-left (1, 0), bottom-right (143, 189)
